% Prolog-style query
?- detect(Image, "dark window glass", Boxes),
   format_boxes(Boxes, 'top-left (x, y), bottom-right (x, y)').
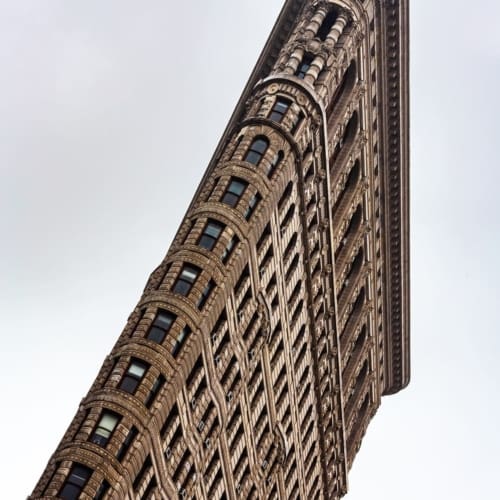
top-left (145, 374), bottom-right (166, 408)
top-left (147, 310), bottom-right (176, 344)
top-left (95, 480), bottom-right (110, 500)
top-left (141, 476), bottom-right (157, 500)
top-left (198, 220), bottom-right (224, 251)
top-left (221, 235), bottom-right (239, 264)
top-left (291, 111), bottom-right (305, 134)
top-left (197, 279), bottom-right (215, 309)
top-left (116, 426), bottom-right (138, 461)
top-left (221, 178), bottom-right (248, 207)
top-left (59, 464), bottom-right (92, 500)
top-left (172, 264), bottom-right (200, 296)
top-left (269, 99), bottom-right (290, 123)
top-left (267, 151), bottom-right (284, 178)
top-left (90, 411), bottom-right (120, 447)
top-left (244, 193), bottom-right (262, 220)
top-left (172, 325), bottom-right (192, 358)
top-left (295, 54), bottom-right (314, 79)
top-left (317, 10), bottom-right (338, 41)
top-left (244, 137), bottom-right (269, 165)
top-left (119, 359), bottom-right (149, 394)
top-left (133, 455), bottom-right (152, 490)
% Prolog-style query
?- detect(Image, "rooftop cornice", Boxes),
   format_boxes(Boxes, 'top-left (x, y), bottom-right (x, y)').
top-left (375, 0), bottom-right (410, 395)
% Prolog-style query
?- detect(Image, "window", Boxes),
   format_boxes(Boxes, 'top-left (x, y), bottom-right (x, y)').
top-left (147, 310), bottom-right (176, 344)
top-left (133, 455), bottom-right (152, 491)
top-left (291, 111), bottom-right (305, 134)
top-left (221, 177), bottom-right (248, 207)
top-left (244, 137), bottom-right (269, 165)
top-left (222, 235), bottom-right (239, 264)
top-left (90, 411), bottom-right (120, 447)
top-left (95, 480), bottom-right (110, 500)
top-left (172, 325), bottom-right (192, 357)
top-left (119, 359), bottom-right (149, 394)
top-left (198, 219), bottom-right (224, 250)
top-left (317, 10), bottom-right (338, 41)
top-left (295, 54), bottom-right (314, 79)
top-left (116, 426), bottom-right (138, 461)
top-left (267, 151), bottom-right (284, 177)
top-left (197, 279), bottom-right (215, 309)
top-left (269, 98), bottom-right (290, 123)
top-left (172, 264), bottom-right (200, 296)
top-left (59, 463), bottom-right (92, 500)
top-left (244, 193), bottom-right (261, 220)
top-left (145, 374), bottom-right (166, 408)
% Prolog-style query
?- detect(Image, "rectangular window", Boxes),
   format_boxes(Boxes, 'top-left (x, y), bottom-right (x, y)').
top-left (269, 98), bottom-right (290, 123)
top-left (147, 310), bottom-right (176, 344)
top-left (221, 178), bottom-right (248, 208)
top-left (133, 455), bottom-right (152, 491)
top-left (198, 220), bottom-right (224, 251)
top-left (221, 235), bottom-right (239, 264)
top-left (197, 279), bottom-right (215, 309)
top-left (119, 359), bottom-right (149, 394)
top-left (291, 111), bottom-right (305, 134)
top-left (90, 411), bottom-right (120, 447)
top-left (244, 137), bottom-right (269, 166)
top-left (172, 264), bottom-right (200, 296)
top-left (59, 463), bottom-right (92, 500)
top-left (244, 193), bottom-right (261, 220)
top-left (172, 325), bottom-right (192, 358)
top-left (145, 374), bottom-right (166, 408)
top-left (116, 426), bottom-right (138, 461)
top-left (295, 54), bottom-right (314, 79)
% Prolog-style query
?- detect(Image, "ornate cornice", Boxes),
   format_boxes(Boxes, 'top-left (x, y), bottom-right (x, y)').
top-left (375, 0), bottom-right (410, 394)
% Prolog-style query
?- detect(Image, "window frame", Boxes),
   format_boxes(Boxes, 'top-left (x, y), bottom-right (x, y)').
top-left (268, 98), bottom-right (291, 123)
top-left (221, 177), bottom-right (248, 208)
top-left (244, 192), bottom-right (262, 220)
top-left (172, 264), bottom-right (201, 296)
top-left (145, 374), bottom-right (166, 408)
top-left (147, 309), bottom-right (176, 344)
top-left (244, 137), bottom-right (269, 166)
top-left (116, 426), bottom-right (138, 461)
top-left (119, 358), bottom-right (149, 395)
top-left (295, 54), bottom-right (314, 79)
top-left (171, 325), bottom-right (192, 358)
top-left (197, 279), bottom-right (216, 309)
top-left (90, 410), bottom-right (121, 447)
top-left (221, 235), bottom-right (239, 264)
top-left (198, 219), bottom-right (224, 251)
top-left (59, 463), bottom-right (92, 500)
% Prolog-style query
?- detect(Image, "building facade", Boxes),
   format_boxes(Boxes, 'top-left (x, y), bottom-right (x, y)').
top-left (30, 1), bottom-right (409, 498)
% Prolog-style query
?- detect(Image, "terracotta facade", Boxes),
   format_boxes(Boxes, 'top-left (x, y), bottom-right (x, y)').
top-left (30, 1), bottom-right (410, 498)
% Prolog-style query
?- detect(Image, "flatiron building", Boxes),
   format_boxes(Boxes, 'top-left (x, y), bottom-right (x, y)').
top-left (30, 0), bottom-right (410, 498)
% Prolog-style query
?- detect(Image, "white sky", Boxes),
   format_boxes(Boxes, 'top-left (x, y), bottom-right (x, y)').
top-left (1, 1), bottom-right (499, 498)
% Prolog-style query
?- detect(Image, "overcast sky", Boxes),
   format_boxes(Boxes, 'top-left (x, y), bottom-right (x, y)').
top-left (1, 1), bottom-right (499, 498)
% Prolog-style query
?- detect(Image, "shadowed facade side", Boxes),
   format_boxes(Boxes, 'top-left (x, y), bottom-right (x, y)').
top-left (30, 1), bottom-right (409, 498)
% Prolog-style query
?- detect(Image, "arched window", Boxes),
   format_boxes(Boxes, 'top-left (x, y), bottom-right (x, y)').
top-left (317, 9), bottom-right (338, 41)
top-left (244, 137), bottom-right (269, 165)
